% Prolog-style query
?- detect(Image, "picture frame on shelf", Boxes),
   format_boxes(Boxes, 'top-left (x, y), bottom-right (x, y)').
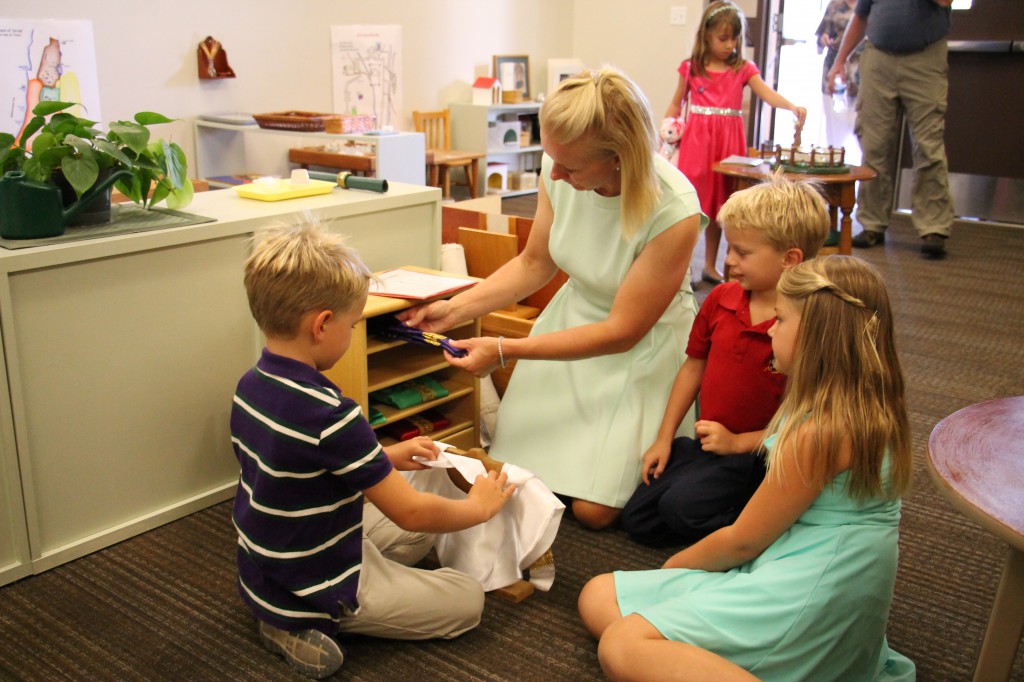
top-left (493, 55), bottom-right (531, 100)
top-left (547, 58), bottom-right (587, 98)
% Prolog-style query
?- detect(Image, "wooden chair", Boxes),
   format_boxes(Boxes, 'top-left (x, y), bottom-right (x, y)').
top-left (413, 109), bottom-right (484, 199)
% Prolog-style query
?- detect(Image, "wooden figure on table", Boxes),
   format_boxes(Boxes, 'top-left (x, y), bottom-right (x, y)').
top-left (197, 36), bottom-right (236, 80)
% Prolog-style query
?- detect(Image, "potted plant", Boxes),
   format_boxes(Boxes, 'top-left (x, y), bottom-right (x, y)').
top-left (0, 101), bottom-right (193, 217)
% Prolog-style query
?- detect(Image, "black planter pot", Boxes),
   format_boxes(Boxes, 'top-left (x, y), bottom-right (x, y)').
top-left (52, 168), bottom-right (115, 227)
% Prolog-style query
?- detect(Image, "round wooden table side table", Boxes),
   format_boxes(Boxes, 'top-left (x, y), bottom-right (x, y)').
top-left (927, 395), bottom-right (1024, 682)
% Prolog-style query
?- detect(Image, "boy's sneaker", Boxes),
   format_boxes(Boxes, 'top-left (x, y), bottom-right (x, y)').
top-left (851, 230), bottom-right (885, 248)
top-left (259, 621), bottom-right (344, 679)
top-left (920, 233), bottom-right (947, 258)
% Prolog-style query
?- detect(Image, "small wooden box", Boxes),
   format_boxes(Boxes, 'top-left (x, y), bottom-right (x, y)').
top-left (325, 114), bottom-right (377, 134)
top-left (501, 90), bottom-right (525, 104)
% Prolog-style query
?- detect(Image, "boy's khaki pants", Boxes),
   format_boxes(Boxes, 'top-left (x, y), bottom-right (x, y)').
top-left (335, 503), bottom-right (484, 640)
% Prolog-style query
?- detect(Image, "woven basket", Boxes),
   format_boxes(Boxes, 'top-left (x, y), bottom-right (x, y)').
top-left (252, 111), bottom-right (335, 132)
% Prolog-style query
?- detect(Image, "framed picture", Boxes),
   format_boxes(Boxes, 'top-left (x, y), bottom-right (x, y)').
top-left (493, 55), bottom-right (531, 99)
top-left (547, 58), bottom-right (587, 98)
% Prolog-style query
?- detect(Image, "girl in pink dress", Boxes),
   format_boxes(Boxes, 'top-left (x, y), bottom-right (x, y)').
top-left (666, 1), bottom-right (807, 284)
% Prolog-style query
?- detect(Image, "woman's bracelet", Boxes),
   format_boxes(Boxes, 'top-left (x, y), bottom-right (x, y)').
top-left (497, 336), bottom-right (507, 369)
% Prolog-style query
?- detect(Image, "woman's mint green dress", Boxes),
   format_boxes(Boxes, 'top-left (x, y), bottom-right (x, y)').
top-left (615, 437), bottom-right (915, 681)
top-left (488, 154), bottom-right (705, 508)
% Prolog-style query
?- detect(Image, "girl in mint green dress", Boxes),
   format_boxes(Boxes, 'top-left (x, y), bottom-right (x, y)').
top-left (399, 69), bottom-right (705, 530)
top-left (579, 256), bottom-right (916, 681)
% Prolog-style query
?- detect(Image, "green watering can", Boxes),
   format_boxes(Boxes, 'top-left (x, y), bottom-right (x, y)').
top-left (0, 169), bottom-right (131, 240)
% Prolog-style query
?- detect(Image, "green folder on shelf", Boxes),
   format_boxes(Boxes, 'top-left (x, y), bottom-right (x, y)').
top-left (370, 376), bottom-right (449, 410)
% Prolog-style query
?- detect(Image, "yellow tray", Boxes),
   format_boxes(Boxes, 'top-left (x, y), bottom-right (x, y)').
top-left (234, 178), bottom-right (335, 201)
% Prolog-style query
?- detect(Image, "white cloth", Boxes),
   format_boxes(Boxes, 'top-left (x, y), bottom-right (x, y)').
top-left (403, 449), bottom-right (564, 592)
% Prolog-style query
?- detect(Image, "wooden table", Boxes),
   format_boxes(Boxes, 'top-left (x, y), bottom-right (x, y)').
top-left (928, 396), bottom-right (1024, 682)
top-left (711, 161), bottom-right (877, 255)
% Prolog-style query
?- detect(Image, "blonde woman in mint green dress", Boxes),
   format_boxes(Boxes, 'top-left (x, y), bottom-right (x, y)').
top-left (400, 68), bottom-right (705, 530)
top-left (579, 257), bottom-right (916, 681)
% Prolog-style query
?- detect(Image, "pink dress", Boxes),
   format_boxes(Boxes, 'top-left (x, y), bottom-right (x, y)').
top-left (676, 60), bottom-right (759, 221)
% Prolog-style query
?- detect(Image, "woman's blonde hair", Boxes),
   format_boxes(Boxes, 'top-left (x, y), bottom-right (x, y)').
top-left (244, 214), bottom-right (371, 337)
top-left (540, 67), bottom-right (660, 239)
top-left (765, 256), bottom-right (911, 500)
top-left (691, 1), bottom-right (747, 79)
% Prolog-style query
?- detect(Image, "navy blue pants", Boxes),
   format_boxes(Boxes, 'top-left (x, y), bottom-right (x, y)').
top-left (620, 436), bottom-right (766, 547)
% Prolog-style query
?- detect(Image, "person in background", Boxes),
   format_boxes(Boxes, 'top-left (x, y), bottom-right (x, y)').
top-left (231, 220), bottom-right (514, 679)
top-left (620, 172), bottom-right (830, 548)
top-left (579, 255), bottom-right (915, 681)
top-left (828, 0), bottom-right (955, 258)
top-left (400, 67), bottom-right (705, 531)
top-left (665, 0), bottom-right (807, 285)
top-left (816, 0), bottom-right (862, 96)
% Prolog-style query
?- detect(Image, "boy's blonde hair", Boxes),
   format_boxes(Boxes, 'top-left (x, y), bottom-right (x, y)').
top-left (540, 67), bottom-right (660, 240)
top-left (765, 256), bottom-right (911, 501)
top-left (244, 215), bottom-right (371, 338)
top-left (717, 171), bottom-right (830, 258)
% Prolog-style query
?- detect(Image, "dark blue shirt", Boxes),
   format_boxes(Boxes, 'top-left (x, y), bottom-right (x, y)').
top-left (230, 349), bottom-right (393, 634)
top-left (857, 0), bottom-right (951, 53)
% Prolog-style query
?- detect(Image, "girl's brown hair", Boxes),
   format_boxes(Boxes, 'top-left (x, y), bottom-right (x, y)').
top-left (690, 1), bottom-right (748, 79)
top-left (764, 256), bottom-right (911, 501)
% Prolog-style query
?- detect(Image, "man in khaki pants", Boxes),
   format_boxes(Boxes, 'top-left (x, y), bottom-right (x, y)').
top-left (828, 0), bottom-right (954, 258)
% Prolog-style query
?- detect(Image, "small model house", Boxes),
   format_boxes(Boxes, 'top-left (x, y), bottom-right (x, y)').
top-left (472, 76), bottom-right (502, 106)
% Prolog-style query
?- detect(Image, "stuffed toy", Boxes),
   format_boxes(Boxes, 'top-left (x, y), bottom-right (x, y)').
top-left (658, 117), bottom-right (684, 166)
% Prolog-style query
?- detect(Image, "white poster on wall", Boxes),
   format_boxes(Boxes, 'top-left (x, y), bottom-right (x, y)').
top-left (0, 19), bottom-right (100, 142)
top-left (330, 25), bottom-right (401, 130)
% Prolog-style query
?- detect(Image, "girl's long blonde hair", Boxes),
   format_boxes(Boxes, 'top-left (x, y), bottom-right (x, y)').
top-left (690, 1), bottom-right (748, 79)
top-left (765, 256), bottom-right (911, 500)
top-left (540, 67), bottom-right (660, 239)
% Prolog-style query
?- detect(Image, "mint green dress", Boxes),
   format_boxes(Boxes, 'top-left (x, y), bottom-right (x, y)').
top-left (489, 154), bottom-right (705, 508)
top-left (615, 436), bottom-right (915, 681)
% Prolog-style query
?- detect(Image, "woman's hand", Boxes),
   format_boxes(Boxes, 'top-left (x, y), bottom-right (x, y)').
top-left (396, 299), bottom-right (457, 333)
top-left (443, 336), bottom-right (503, 377)
top-left (384, 436), bottom-right (440, 471)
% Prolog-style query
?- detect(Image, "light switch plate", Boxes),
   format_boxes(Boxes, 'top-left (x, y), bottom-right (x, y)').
top-left (670, 6), bottom-right (687, 25)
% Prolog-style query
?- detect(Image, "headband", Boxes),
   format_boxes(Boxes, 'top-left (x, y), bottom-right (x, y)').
top-left (707, 4), bottom-right (734, 21)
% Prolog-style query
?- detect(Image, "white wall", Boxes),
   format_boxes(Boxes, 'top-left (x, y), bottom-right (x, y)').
top-left (5, 0), bottom-right (717, 177)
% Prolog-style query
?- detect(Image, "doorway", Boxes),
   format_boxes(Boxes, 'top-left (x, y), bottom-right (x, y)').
top-left (768, 0), bottom-right (862, 164)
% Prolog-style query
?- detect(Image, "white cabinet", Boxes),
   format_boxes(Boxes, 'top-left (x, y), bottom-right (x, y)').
top-left (450, 103), bottom-right (543, 197)
top-left (193, 120), bottom-right (427, 186)
top-left (0, 183), bottom-right (441, 585)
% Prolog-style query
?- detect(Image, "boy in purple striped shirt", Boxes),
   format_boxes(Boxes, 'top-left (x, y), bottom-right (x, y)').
top-left (232, 219), bottom-right (514, 679)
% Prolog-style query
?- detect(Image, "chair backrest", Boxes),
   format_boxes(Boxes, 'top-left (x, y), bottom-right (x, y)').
top-left (413, 109), bottom-right (451, 151)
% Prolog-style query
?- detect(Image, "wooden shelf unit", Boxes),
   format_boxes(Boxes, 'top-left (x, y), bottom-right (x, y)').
top-left (323, 275), bottom-right (481, 451)
top-left (450, 102), bottom-right (543, 197)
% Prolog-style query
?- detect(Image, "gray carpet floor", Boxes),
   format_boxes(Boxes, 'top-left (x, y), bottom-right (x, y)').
top-left (0, 209), bottom-right (1021, 681)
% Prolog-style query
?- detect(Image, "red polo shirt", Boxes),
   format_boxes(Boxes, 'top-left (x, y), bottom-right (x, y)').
top-left (686, 282), bottom-right (786, 435)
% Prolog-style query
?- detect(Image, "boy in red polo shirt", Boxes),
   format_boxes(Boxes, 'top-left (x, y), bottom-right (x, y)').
top-left (620, 172), bottom-right (829, 546)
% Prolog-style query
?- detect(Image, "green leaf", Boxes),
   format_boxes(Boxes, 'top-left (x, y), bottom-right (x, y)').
top-left (164, 178), bottom-right (194, 210)
top-left (115, 173), bottom-right (143, 204)
top-left (108, 121), bottom-right (150, 154)
top-left (61, 154), bottom-right (100, 197)
top-left (31, 101), bottom-right (76, 116)
top-left (149, 180), bottom-right (171, 208)
top-left (30, 131), bottom-right (57, 156)
top-left (20, 116), bottom-right (46, 145)
top-left (93, 138), bottom-right (135, 168)
top-left (134, 111), bottom-right (175, 126)
top-left (163, 141), bottom-right (188, 189)
top-left (22, 157), bottom-right (48, 182)
top-left (36, 145), bottom-right (72, 171)
top-left (64, 134), bottom-right (95, 155)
